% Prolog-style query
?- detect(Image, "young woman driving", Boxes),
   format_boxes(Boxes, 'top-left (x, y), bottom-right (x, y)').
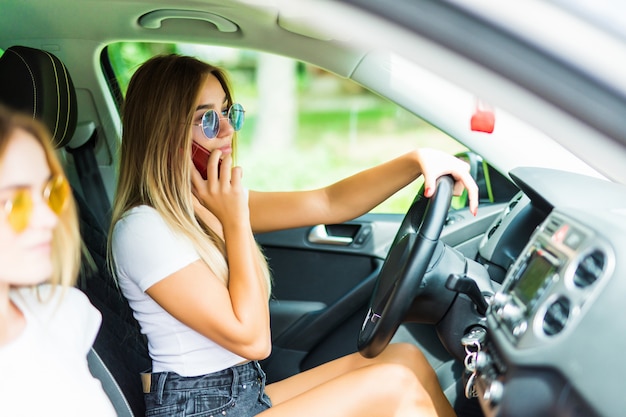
top-left (109, 54), bottom-right (478, 417)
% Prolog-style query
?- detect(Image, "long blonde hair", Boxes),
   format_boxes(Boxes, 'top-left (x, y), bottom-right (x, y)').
top-left (0, 106), bottom-right (81, 288)
top-left (108, 54), bottom-right (270, 290)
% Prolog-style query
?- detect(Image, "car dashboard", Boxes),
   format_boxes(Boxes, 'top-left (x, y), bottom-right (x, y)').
top-left (468, 167), bottom-right (626, 417)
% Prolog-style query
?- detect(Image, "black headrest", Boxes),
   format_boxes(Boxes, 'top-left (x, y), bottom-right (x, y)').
top-left (0, 45), bottom-right (77, 149)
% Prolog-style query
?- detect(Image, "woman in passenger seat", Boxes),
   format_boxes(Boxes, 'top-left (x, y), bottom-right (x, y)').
top-left (110, 54), bottom-right (478, 417)
top-left (0, 106), bottom-right (116, 416)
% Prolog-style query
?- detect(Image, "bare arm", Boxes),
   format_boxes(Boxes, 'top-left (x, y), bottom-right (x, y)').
top-left (249, 148), bottom-right (478, 233)
top-left (147, 151), bottom-right (271, 360)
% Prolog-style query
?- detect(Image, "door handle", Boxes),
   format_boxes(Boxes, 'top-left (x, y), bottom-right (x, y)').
top-left (308, 224), bottom-right (353, 246)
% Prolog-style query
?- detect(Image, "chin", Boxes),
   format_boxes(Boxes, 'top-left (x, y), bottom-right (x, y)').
top-left (18, 268), bottom-right (54, 287)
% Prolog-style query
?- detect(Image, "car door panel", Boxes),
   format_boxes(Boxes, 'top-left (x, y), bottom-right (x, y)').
top-left (257, 206), bottom-right (501, 382)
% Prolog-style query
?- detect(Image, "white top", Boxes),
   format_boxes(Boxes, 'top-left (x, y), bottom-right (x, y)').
top-left (112, 205), bottom-right (245, 376)
top-left (0, 286), bottom-right (116, 417)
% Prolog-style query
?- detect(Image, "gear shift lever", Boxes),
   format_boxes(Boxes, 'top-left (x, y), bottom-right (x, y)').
top-left (445, 274), bottom-right (489, 316)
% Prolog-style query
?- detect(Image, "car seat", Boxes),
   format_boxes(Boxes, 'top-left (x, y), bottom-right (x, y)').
top-left (0, 45), bottom-right (150, 417)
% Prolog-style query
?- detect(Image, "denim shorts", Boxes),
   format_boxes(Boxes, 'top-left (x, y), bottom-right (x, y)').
top-left (144, 361), bottom-right (272, 417)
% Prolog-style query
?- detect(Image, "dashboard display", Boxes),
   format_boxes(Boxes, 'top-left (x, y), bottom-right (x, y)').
top-left (513, 251), bottom-right (556, 305)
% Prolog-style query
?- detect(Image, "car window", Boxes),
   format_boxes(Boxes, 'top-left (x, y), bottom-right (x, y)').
top-left (105, 42), bottom-right (466, 214)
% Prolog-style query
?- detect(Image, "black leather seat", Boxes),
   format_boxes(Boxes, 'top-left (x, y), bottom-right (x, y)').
top-left (0, 45), bottom-right (150, 417)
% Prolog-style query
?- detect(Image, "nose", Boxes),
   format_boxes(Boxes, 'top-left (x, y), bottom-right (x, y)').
top-left (217, 116), bottom-right (234, 138)
top-left (31, 194), bottom-right (60, 230)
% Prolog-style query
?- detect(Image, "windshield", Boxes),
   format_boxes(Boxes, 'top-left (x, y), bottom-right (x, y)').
top-left (375, 52), bottom-right (605, 180)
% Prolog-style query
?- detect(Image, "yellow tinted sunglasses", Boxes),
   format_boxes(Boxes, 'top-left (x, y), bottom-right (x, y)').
top-left (2, 175), bottom-right (70, 233)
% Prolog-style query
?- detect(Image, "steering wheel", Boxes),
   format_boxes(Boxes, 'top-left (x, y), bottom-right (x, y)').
top-left (358, 175), bottom-right (455, 358)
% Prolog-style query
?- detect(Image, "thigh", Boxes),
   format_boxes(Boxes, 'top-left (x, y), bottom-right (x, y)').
top-left (266, 343), bottom-right (428, 405)
top-left (261, 363), bottom-right (436, 417)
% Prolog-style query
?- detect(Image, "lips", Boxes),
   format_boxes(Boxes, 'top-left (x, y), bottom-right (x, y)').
top-left (219, 146), bottom-right (232, 154)
top-left (28, 241), bottom-right (53, 256)
top-left (24, 234), bottom-right (54, 255)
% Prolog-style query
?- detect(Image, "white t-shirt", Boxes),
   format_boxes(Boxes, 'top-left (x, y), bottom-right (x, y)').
top-left (0, 286), bottom-right (116, 417)
top-left (112, 205), bottom-right (245, 376)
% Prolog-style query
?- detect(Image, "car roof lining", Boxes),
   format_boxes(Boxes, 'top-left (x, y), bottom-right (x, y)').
top-left (0, 0), bottom-right (368, 79)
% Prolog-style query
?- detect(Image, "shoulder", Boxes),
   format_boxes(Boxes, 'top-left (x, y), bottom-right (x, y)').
top-left (52, 287), bottom-right (102, 354)
top-left (13, 285), bottom-right (95, 316)
top-left (112, 205), bottom-right (200, 289)
top-left (113, 205), bottom-right (181, 250)
top-left (12, 286), bottom-right (102, 354)
top-left (113, 205), bottom-right (164, 233)
top-left (113, 204), bottom-right (195, 250)
top-left (113, 205), bottom-right (189, 240)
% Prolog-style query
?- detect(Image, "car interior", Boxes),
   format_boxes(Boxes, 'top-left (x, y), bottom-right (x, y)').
top-left (2, 1), bottom-right (626, 417)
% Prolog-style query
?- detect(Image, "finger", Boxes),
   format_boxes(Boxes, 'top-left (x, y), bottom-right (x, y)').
top-left (467, 183), bottom-right (479, 216)
top-left (219, 154), bottom-right (233, 184)
top-left (460, 172), bottom-right (479, 216)
top-left (422, 173), bottom-right (436, 198)
top-left (452, 180), bottom-right (466, 196)
top-left (450, 158), bottom-right (479, 215)
top-left (190, 159), bottom-right (206, 193)
top-left (208, 149), bottom-right (223, 183)
top-left (230, 165), bottom-right (243, 188)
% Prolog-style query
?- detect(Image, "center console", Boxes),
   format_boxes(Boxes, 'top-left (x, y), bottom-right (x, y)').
top-left (462, 211), bottom-right (613, 416)
top-left (492, 213), bottom-right (610, 347)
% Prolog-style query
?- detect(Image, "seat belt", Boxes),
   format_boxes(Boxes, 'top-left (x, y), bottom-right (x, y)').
top-left (87, 348), bottom-right (135, 417)
top-left (66, 121), bottom-right (111, 230)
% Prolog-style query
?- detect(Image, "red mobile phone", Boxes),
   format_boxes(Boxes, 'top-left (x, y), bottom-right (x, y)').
top-left (191, 141), bottom-right (211, 179)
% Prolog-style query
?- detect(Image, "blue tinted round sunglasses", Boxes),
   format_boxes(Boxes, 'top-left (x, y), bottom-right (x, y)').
top-left (191, 103), bottom-right (245, 139)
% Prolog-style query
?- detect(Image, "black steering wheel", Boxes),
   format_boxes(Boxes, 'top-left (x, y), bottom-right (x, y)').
top-left (358, 175), bottom-right (455, 358)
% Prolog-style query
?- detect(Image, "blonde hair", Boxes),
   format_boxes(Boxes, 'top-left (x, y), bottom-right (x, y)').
top-left (109, 54), bottom-right (271, 291)
top-left (0, 105), bottom-right (81, 288)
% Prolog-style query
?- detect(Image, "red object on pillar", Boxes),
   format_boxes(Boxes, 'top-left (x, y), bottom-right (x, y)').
top-left (470, 100), bottom-right (495, 133)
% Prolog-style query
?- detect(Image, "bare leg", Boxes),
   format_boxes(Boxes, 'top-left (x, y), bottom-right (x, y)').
top-left (266, 343), bottom-right (455, 417)
top-left (260, 362), bottom-right (437, 417)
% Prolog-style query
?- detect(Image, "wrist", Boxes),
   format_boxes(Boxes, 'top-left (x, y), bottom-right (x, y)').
top-left (407, 149), bottom-right (424, 178)
top-left (222, 216), bottom-right (252, 236)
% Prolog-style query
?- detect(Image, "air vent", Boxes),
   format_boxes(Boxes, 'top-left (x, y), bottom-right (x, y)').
top-left (507, 192), bottom-right (523, 211)
top-left (573, 249), bottom-right (606, 288)
top-left (487, 192), bottom-right (522, 239)
top-left (543, 218), bottom-right (563, 236)
top-left (542, 296), bottom-right (570, 336)
top-left (487, 219), bottom-right (502, 239)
